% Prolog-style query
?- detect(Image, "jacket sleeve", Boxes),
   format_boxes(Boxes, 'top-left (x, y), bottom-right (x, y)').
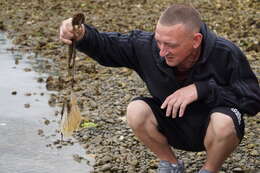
top-left (75, 24), bottom-right (140, 69)
top-left (195, 52), bottom-right (260, 116)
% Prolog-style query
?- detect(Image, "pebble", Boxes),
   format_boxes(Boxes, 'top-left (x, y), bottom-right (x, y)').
top-left (250, 150), bottom-right (258, 156)
top-left (73, 154), bottom-right (84, 163)
top-left (98, 163), bottom-right (112, 171)
top-left (24, 103), bottom-right (30, 108)
top-left (11, 91), bottom-right (17, 95)
top-left (23, 68), bottom-right (31, 72)
top-left (37, 129), bottom-right (44, 136)
top-left (43, 119), bottom-right (50, 125)
top-left (25, 92), bottom-right (32, 96)
top-left (37, 77), bottom-right (44, 83)
top-left (233, 167), bottom-right (243, 172)
top-left (99, 155), bottom-right (112, 164)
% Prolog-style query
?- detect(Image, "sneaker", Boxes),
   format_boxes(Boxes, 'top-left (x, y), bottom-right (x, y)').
top-left (157, 160), bottom-right (185, 173)
top-left (198, 169), bottom-right (212, 173)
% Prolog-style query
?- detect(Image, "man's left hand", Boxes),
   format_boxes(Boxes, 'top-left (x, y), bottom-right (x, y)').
top-left (161, 84), bottom-right (198, 118)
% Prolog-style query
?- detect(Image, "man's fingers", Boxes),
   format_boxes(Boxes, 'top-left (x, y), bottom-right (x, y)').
top-left (178, 102), bottom-right (187, 117)
top-left (59, 18), bottom-right (75, 44)
top-left (165, 103), bottom-right (173, 117)
top-left (171, 101), bottom-right (181, 118)
top-left (60, 25), bottom-right (73, 38)
top-left (161, 99), bottom-right (167, 109)
top-left (59, 32), bottom-right (73, 45)
top-left (60, 37), bottom-right (72, 45)
top-left (161, 95), bottom-right (172, 109)
top-left (165, 98), bottom-right (177, 117)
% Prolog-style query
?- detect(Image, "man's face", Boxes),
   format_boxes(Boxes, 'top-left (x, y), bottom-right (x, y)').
top-left (155, 23), bottom-right (195, 67)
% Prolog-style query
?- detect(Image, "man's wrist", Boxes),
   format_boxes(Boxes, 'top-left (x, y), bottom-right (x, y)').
top-left (76, 24), bottom-right (86, 41)
top-left (194, 81), bottom-right (210, 100)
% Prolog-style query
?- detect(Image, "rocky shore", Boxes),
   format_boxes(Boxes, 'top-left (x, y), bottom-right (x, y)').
top-left (1, 0), bottom-right (259, 172)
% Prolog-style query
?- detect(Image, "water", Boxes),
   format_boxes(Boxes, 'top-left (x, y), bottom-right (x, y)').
top-left (0, 33), bottom-right (94, 173)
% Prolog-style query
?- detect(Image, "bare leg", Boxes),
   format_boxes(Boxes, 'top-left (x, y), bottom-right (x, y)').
top-left (126, 100), bottom-right (178, 164)
top-left (203, 112), bottom-right (240, 173)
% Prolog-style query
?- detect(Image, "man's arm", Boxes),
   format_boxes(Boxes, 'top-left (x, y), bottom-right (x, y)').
top-left (60, 18), bottom-right (141, 69)
top-left (75, 24), bottom-right (140, 69)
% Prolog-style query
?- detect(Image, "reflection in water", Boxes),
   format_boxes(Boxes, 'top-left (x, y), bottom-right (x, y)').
top-left (0, 33), bottom-right (94, 173)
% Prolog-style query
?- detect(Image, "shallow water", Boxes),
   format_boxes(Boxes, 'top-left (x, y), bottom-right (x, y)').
top-left (0, 33), bottom-right (94, 173)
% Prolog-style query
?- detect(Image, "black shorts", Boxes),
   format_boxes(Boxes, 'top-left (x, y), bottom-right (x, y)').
top-left (132, 97), bottom-right (245, 152)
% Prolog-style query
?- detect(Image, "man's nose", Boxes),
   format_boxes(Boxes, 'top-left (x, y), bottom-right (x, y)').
top-left (159, 45), bottom-right (168, 57)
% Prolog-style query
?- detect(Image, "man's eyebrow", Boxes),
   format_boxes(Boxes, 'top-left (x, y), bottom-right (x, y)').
top-left (156, 39), bottom-right (178, 46)
top-left (154, 34), bottom-right (178, 46)
top-left (165, 42), bottom-right (178, 46)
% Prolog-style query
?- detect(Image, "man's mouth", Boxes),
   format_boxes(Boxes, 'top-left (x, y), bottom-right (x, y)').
top-left (165, 55), bottom-right (175, 59)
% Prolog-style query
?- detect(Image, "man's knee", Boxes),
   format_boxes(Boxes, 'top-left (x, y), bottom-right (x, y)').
top-left (209, 112), bottom-right (238, 140)
top-left (126, 100), bottom-right (155, 129)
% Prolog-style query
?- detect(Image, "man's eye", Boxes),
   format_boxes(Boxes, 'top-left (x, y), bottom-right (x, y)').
top-left (168, 44), bottom-right (176, 48)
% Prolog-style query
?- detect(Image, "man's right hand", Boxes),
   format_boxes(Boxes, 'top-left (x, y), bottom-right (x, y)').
top-left (59, 18), bottom-right (85, 45)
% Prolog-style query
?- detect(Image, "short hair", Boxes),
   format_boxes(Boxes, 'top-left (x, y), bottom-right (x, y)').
top-left (159, 4), bottom-right (202, 32)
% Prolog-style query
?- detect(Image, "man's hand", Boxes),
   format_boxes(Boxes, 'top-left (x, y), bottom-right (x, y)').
top-left (59, 18), bottom-right (85, 45)
top-left (161, 84), bottom-right (198, 118)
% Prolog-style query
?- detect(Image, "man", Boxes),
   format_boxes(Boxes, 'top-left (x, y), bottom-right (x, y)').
top-left (60, 4), bottom-right (260, 173)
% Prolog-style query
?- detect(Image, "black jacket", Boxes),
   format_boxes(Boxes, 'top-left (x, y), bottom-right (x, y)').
top-left (76, 23), bottom-right (260, 116)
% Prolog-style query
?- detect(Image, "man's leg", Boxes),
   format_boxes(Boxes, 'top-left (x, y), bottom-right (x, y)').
top-left (203, 112), bottom-right (240, 173)
top-left (126, 100), bottom-right (178, 164)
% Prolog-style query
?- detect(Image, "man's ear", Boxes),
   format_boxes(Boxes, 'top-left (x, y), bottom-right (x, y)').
top-left (193, 33), bottom-right (203, 49)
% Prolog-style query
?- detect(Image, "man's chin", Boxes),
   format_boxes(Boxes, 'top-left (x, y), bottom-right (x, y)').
top-left (165, 59), bottom-right (177, 67)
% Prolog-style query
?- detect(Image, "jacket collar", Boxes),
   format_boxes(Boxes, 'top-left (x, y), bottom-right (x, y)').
top-left (198, 23), bottom-right (217, 64)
